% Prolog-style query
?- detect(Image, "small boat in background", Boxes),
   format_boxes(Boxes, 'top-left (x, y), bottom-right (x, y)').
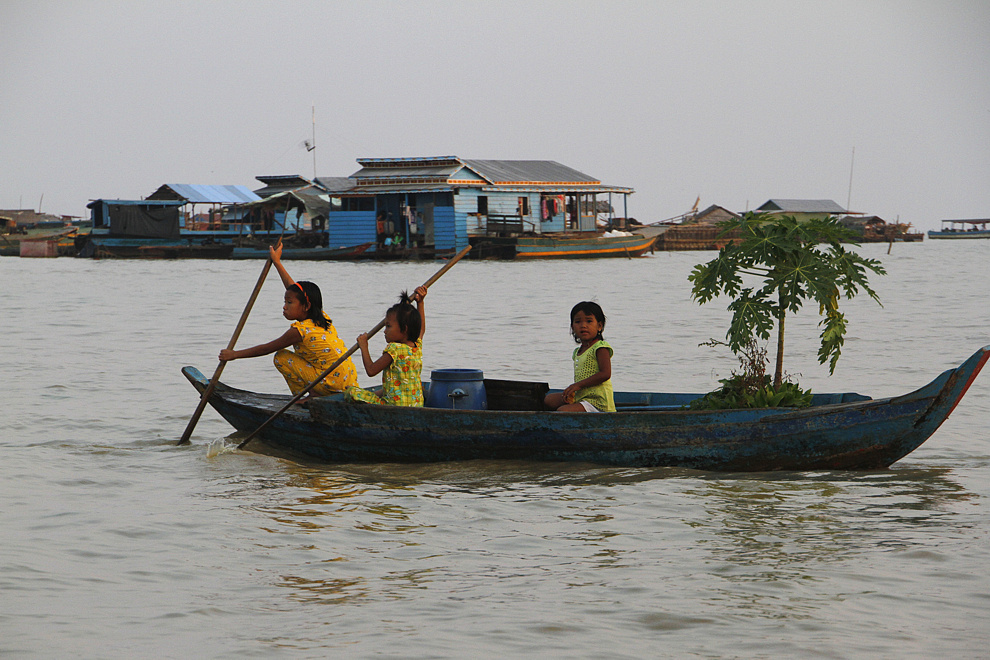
top-left (470, 232), bottom-right (656, 259)
top-left (230, 242), bottom-right (372, 260)
top-left (928, 219), bottom-right (990, 239)
top-left (76, 237), bottom-right (233, 259)
top-left (182, 345), bottom-right (989, 471)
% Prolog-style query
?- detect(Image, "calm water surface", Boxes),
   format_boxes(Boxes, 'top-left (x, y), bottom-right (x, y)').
top-left (2, 241), bottom-right (989, 658)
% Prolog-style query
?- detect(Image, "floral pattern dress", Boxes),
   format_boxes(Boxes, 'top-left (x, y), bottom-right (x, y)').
top-left (346, 339), bottom-right (424, 406)
top-left (273, 313), bottom-right (358, 395)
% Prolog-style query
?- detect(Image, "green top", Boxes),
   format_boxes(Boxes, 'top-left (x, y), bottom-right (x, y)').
top-left (571, 339), bottom-right (615, 412)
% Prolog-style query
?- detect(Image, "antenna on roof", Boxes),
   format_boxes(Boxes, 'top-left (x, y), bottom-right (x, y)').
top-left (311, 105), bottom-right (317, 179)
top-left (846, 146), bottom-right (855, 211)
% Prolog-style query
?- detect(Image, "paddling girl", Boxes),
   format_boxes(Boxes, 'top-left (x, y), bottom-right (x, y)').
top-left (218, 244), bottom-right (358, 397)
top-left (345, 287), bottom-right (427, 406)
top-left (544, 301), bottom-right (616, 412)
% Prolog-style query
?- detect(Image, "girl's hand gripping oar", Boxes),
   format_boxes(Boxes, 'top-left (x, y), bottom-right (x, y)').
top-left (236, 245), bottom-right (471, 450)
top-left (178, 242), bottom-right (282, 446)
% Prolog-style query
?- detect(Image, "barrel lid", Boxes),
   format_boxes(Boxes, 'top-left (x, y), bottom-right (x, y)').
top-left (430, 368), bottom-right (484, 381)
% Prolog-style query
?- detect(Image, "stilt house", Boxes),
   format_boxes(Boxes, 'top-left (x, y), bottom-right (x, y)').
top-left (318, 156), bottom-right (634, 254)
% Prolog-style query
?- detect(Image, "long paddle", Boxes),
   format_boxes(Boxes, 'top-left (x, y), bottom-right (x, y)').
top-left (177, 239), bottom-right (283, 446)
top-left (236, 244), bottom-right (472, 450)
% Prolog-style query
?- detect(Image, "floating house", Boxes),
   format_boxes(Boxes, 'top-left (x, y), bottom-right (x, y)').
top-left (79, 199), bottom-right (237, 258)
top-left (653, 204), bottom-right (744, 251)
top-left (755, 199), bottom-right (853, 222)
top-left (146, 184), bottom-right (261, 229)
top-left (86, 199), bottom-right (184, 238)
top-left (319, 156), bottom-right (634, 255)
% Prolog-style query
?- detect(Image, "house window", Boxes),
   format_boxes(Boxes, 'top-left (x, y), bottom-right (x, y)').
top-left (518, 196), bottom-right (529, 216)
top-left (477, 196), bottom-right (488, 214)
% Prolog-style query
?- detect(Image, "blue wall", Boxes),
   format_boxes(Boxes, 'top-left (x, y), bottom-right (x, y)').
top-left (434, 206), bottom-right (468, 252)
top-left (455, 189), bottom-right (567, 234)
top-left (328, 210), bottom-right (376, 248)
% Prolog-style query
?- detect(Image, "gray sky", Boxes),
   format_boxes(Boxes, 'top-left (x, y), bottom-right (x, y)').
top-left (2, 0), bottom-right (988, 231)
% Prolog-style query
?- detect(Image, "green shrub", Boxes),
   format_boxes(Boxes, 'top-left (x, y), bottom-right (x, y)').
top-left (688, 339), bottom-right (813, 410)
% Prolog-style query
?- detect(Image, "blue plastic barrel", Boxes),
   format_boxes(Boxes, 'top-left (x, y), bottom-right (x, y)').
top-left (426, 369), bottom-right (487, 410)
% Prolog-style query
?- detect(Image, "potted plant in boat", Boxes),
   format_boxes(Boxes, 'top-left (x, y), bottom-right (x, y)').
top-left (688, 212), bottom-right (886, 408)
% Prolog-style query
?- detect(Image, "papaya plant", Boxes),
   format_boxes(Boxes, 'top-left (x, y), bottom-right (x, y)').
top-left (688, 212), bottom-right (885, 389)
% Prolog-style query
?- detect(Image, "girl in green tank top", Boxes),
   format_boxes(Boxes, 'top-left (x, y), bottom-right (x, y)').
top-left (544, 301), bottom-right (615, 412)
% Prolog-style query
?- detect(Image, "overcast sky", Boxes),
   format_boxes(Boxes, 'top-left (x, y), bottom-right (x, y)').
top-left (2, 0), bottom-right (988, 231)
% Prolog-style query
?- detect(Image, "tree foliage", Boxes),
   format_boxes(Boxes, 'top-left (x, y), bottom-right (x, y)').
top-left (688, 212), bottom-right (886, 387)
top-left (688, 339), bottom-right (813, 410)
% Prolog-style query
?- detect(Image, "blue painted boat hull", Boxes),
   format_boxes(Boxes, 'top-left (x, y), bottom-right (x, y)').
top-left (181, 346), bottom-right (989, 471)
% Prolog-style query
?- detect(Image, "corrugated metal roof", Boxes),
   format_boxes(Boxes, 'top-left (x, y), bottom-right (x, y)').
top-left (314, 177), bottom-right (359, 194)
top-left (480, 185), bottom-right (633, 194)
top-left (253, 175), bottom-right (314, 198)
top-left (356, 156), bottom-right (460, 166)
top-left (757, 199), bottom-right (847, 213)
top-left (463, 159), bottom-right (599, 184)
top-left (87, 199), bottom-right (184, 208)
top-left (350, 165), bottom-right (461, 179)
top-left (155, 184), bottom-right (261, 204)
top-left (347, 184), bottom-right (455, 194)
top-left (350, 157), bottom-right (604, 185)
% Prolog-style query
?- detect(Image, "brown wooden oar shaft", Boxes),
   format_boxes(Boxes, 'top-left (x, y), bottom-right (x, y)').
top-left (236, 245), bottom-right (472, 449)
top-left (178, 254), bottom-right (276, 445)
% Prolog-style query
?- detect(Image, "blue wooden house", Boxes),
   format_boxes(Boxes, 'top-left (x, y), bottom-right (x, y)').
top-left (316, 156), bottom-right (634, 254)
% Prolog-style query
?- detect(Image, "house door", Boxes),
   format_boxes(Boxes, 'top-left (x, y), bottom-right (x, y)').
top-left (422, 202), bottom-right (435, 246)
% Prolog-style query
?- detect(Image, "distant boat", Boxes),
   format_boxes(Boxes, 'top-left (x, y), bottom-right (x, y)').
top-left (181, 345), bottom-right (989, 471)
top-left (76, 237), bottom-right (233, 259)
top-left (230, 242), bottom-right (372, 260)
top-left (928, 219), bottom-right (990, 239)
top-left (470, 233), bottom-right (656, 259)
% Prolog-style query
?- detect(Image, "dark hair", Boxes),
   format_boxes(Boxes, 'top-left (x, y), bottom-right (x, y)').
top-left (387, 290), bottom-right (421, 341)
top-left (570, 301), bottom-right (606, 344)
top-left (287, 281), bottom-right (330, 330)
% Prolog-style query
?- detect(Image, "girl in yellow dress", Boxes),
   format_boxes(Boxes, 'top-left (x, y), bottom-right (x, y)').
top-left (218, 245), bottom-right (358, 398)
top-left (346, 286), bottom-right (428, 406)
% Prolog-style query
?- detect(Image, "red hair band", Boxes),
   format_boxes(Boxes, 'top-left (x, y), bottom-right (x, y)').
top-left (293, 282), bottom-right (311, 308)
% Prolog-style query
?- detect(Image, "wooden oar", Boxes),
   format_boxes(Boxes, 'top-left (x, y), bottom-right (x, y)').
top-left (236, 245), bottom-right (472, 450)
top-left (177, 241), bottom-right (282, 446)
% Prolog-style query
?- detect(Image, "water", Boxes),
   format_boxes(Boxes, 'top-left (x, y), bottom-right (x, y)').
top-left (2, 241), bottom-right (989, 658)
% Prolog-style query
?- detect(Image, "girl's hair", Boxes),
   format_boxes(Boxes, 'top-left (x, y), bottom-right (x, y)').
top-left (387, 290), bottom-right (421, 341)
top-left (570, 301), bottom-right (606, 344)
top-left (288, 281), bottom-right (330, 329)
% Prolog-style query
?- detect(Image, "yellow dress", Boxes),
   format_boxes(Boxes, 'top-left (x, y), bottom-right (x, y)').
top-left (273, 313), bottom-right (358, 395)
top-left (346, 339), bottom-right (424, 406)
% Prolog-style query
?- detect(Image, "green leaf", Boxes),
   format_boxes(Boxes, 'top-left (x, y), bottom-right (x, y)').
top-left (688, 212), bottom-right (884, 380)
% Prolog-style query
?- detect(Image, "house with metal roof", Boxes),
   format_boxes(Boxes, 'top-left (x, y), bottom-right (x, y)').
top-left (146, 184), bottom-right (262, 230)
top-left (253, 175), bottom-right (314, 199)
top-left (321, 156), bottom-right (634, 254)
top-left (755, 199), bottom-right (855, 222)
top-left (236, 186), bottom-right (333, 233)
top-left (86, 199), bottom-right (185, 238)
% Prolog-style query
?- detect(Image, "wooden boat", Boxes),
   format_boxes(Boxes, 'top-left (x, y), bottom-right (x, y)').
top-left (514, 233), bottom-right (656, 259)
top-left (470, 233), bottom-right (656, 259)
top-left (181, 345), bottom-right (989, 471)
top-left (928, 219), bottom-right (990, 239)
top-left (76, 237), bottom-right (233, 259)
top-left (230, 242), bottom-right (372, 260)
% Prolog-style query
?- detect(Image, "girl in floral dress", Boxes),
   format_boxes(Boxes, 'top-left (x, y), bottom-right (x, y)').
top-left (346, 286), bottom-right (428, 406)
top-left (218, 245), bottom-right (358, 398)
